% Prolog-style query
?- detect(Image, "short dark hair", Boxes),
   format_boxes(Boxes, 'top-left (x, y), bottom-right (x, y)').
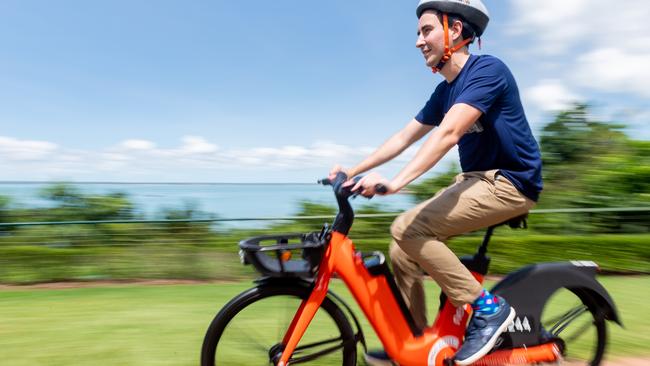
top-left (428, 10), bottom-right (478, 45)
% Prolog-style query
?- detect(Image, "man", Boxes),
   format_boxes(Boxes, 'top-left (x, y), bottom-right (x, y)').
top-left (329, 1), bottom-right (543, 365)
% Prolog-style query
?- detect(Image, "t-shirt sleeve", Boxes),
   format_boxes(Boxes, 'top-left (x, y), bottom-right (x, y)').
top-left (415, 84), bottom-right (445, 126)
top-left (454, 58), bottom-right (508, 114)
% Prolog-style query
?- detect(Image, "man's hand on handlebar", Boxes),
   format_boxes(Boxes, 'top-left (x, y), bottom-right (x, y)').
top-left (328, 165), bottom-right (351, 181)
top-left (350, 172), bottom-right (394, 198)
top-left (327, 165), bottom-right (394, 198)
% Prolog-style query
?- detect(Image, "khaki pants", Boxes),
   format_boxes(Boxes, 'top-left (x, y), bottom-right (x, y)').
top-left (389, 170), bottom-right (535, 330)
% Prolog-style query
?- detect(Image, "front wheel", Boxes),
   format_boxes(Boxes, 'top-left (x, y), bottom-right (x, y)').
top-left (201, 284), bottom-right (357, 366)
top-left (541, 288), bottom-right (607, 365)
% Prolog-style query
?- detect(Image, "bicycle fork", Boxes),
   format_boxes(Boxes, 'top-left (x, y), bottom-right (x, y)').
top-left (277, 248), bottom-right (334, 366)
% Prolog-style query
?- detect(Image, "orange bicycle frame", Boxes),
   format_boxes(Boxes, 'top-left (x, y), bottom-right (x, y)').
top-left (277, 230), bottom-right (561, 366)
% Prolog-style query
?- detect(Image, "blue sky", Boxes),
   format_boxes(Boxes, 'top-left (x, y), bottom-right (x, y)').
top-left (1, 0), bottom-right (649, 182)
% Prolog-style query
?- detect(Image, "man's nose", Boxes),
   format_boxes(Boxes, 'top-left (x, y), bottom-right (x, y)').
top-left (416, 36), bottom-right (425, 48)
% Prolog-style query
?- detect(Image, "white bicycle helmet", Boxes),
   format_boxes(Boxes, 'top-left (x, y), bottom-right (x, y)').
top-left (416, 0), bottom-right (490, 37)
top-left (416, 0), bottom-right (490, 73)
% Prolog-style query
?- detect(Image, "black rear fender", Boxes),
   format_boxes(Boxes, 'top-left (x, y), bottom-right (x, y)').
top-left (490, 262), bottom-right (621, 348)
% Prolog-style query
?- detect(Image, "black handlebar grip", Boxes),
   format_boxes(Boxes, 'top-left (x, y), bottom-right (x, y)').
top-left (375, 184), bottom-right (388, 194)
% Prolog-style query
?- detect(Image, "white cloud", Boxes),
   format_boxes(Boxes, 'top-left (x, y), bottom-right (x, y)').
top-left (120, 139), bottom-right (156, 150)
top-left (508, 0), bottom-right (650, 106)
top-left (0, 135), bottom-right (464, 182)
top-left (508, 0), bottom-right (590, 54)
top-left (178, 136), bottom-right (218, 155)
top-left (572, 48), bottom-right (650, 98)
top-left (524, 79), bottom-right (582, 112)
top-left (0, 136), bottom-right (58, 161)
top-left (509, 0), bottom-right (649, 54)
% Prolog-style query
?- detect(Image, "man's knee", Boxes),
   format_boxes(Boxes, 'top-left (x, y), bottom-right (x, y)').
top-left (388, 241), bottom-right (407, 263)
top-left (391, 211), bottom-right (442, 244)
top-left (390, 212), bottom-right (413, 242)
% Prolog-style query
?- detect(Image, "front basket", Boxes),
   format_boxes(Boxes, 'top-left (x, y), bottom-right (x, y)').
top-left (238, 232), bottom-right (326, 278)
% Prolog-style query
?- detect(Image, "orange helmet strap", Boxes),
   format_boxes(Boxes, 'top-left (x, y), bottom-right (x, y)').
top-left (431, 13), bottom-right (473, 74)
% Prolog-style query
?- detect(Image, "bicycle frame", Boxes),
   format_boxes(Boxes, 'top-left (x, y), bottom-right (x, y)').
top-left (277, 230), bottom-right (562, 366)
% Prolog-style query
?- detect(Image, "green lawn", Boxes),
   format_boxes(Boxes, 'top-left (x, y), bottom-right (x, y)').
top-left (0, 276), bottom-right (647, 365)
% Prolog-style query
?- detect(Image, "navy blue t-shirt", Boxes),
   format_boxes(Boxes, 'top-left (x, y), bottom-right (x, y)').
top-left (415, 54), bottom-right (543, 201)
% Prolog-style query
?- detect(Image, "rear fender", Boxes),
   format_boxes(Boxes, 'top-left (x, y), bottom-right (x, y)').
top-left (490, 262), bottom-right (621, 348)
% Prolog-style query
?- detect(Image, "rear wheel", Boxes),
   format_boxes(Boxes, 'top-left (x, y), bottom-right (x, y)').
top-left (201, 284), bottom-right (357, 366)
top-left (541, 288), bottom-right (607, 365)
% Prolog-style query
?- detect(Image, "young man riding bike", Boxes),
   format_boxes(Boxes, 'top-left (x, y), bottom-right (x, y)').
top-left (329, 1), bottom-right (543, 365)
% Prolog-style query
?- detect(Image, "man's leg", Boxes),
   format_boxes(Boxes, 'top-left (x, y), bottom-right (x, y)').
top-left (366, 171), bottom-right (534, 365)
top-left (390, 170), bottom-right (534, 365)
top-left (391, 170), bottom-right (533, 307)
top-left (389, 241), bottom-right (428, 330)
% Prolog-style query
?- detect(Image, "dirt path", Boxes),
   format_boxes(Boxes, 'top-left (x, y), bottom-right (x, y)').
top-left (600, 358), bottom-right (649, 366)
top-left (566, 357), bottom-right (650, 365)
top-left (0, 279), bottom-right (221, 290)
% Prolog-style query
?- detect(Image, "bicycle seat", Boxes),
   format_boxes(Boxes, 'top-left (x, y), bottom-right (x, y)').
top-left (497, 213), bottom-right (528, 229)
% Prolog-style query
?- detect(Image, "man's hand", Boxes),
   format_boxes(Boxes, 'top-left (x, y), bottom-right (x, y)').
top-left (350, 172), bottom-right (396, 197)
top-left (328, 165), bottom-right (350, 181)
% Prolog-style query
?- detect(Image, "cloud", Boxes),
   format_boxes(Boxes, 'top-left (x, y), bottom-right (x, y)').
top-left (178, 136), bottom-right (218, 155)
top-left (508, 0), bottom-right (650, 103)
top-left (508, 0), bottom-right (590, 54)
top-left (508, 0), bottom-right (649, 54)
top-left (119, 139), bottom-right (156, 150)
top-left (0, 136), bottom-right (58, 161)
top-left (524, 79), bottom-right (582, 112)
top-left (572, 48), bottom-right (650, 98)
top-left (0, 134), bottom-right (462, 182)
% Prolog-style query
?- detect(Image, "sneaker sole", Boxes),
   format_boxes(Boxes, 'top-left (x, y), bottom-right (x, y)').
top-left (454, 307), bottom-right (516, 366)
top-left (363, 354), bottom-right (396, 366)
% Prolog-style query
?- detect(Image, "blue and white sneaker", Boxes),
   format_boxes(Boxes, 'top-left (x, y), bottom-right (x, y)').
top-left (364, 350), bottom-right (395, 366)
top-left (454, 295), bottom-right (516, 365)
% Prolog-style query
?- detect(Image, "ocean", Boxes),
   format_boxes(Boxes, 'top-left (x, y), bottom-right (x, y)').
top-left (0, 182), bottom-right (414, 224)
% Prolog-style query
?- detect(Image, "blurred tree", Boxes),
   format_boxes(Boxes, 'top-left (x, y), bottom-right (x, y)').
top-left (0, 196), bottom-right (13, 233)
top-left (160, 200), bottom-right (216, 238)
top-left (406, 103), bottom-right (650, 233)
top-left (408, 163), bottom-right (460, 203)
top-left (540, 104), bottom-right (626, 167)
top-left (39, 183), bottom-right (134, 221)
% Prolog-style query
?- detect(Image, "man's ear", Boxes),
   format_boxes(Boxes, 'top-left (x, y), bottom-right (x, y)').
top-left (451, 20), bottom-right (464, 42)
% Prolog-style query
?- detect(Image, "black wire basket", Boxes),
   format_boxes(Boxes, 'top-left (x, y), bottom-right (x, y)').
top-left (238, 232), bottom-right (327, 278)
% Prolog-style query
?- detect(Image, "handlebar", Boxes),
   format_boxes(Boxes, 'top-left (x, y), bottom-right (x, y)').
top-left (317, 172), bottom-right (388, 235)
top-left (318, 174), bottom-right (388, 196)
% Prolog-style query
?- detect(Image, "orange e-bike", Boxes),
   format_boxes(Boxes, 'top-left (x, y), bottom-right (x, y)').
top-left (201, 173), bottom-right (621, 366)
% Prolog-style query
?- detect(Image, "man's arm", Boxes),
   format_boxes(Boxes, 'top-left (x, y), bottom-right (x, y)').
top-left (346, 119), bottom-right (433, 177)
top-left (389, 103), bottom-right (482, 191)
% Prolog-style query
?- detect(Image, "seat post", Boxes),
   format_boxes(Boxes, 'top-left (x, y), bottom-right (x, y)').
top-left (478, 225), bottom-right (496, 257)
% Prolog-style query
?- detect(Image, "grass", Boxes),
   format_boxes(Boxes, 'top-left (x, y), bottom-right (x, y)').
top-left (0, 276), bottom-right (648, 365)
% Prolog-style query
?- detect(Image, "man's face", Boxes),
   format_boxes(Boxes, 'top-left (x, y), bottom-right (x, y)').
top-left (416, 11), bottom-right (446, 68)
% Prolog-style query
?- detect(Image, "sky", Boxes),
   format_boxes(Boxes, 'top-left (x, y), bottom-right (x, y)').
top-left (1, 0), bottom-right (649, 183)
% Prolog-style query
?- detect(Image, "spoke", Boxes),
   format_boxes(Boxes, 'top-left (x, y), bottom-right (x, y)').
top-left (290, 343), bottom-right (346, 364)
top-left (549, 305), bottom-right (589, 335)
top-left (543, 304), bottom-right (583, 328)
top-left (227, 322), bottom-right (272, 353)
top-left (278, 297), bottom-right (292, 341)
top-left (563, 319), bottom-right (595, 344)
top-left (294, 336), bottom-right (344, 351)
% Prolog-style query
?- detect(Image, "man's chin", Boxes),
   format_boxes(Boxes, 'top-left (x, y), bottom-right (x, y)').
top-left (424, 57), bottom-right (439, 68)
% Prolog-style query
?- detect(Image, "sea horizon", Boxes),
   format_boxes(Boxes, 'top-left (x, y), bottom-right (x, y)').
top-left (0, 181), bottom-right (413, 227)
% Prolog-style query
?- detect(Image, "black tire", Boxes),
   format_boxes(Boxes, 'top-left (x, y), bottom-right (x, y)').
top-left (201, 284), bottom-right (357, 366)
top-left (541, 288), bottom-right (607, 365)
